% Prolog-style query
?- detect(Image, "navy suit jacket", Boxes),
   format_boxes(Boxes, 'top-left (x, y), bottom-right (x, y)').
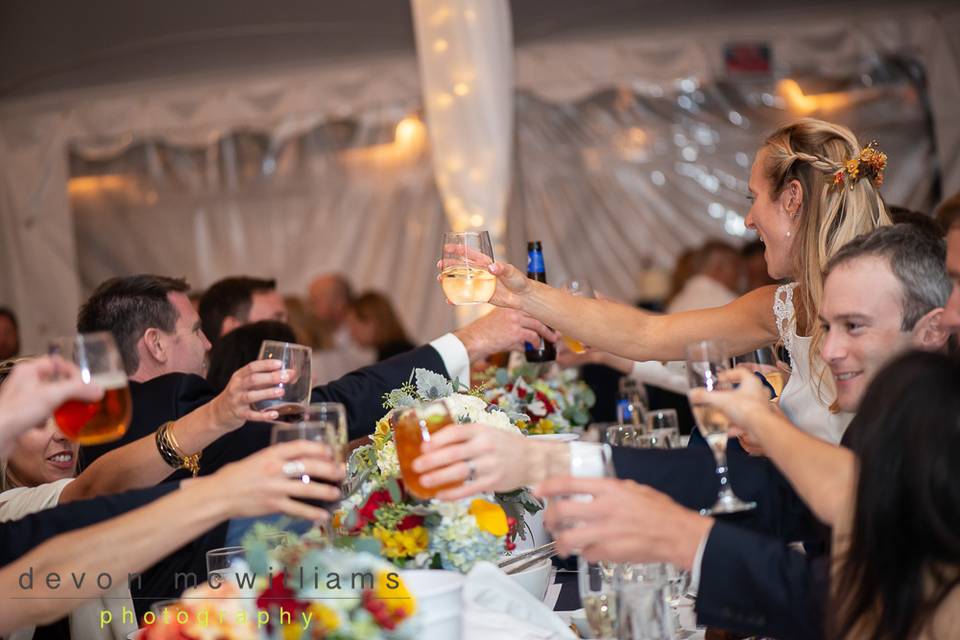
top-left (0, 483), bottom-right (178, 565)
top-left (609, 423), bottom-right (851, 639)
top-left (76, 343), bottom-right (450, 615)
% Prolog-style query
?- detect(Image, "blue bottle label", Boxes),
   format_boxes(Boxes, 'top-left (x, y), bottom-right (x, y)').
top-left (527, 251), bottom-right (545, 274)
top-left (617, 398), bottom-right (634, 421)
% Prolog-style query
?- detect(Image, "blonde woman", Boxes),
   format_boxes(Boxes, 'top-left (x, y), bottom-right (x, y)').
top-left (484, 118), bottom-right (891, 444)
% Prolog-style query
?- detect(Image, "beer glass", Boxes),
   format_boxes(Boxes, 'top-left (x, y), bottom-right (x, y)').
top-left (253, 340), bottom-right (312, 419)
top-left (393, 400), bottom-right (459, 499)
top-left (49, 332), bottom-right (131, 445)
top-left (559, 277), bottom-right (593, 354)
top-left (686, 340), bottom-right (755, 514)
top-left (733, 346), bottom-right (785, 397)
top-left (439, 231), bottom-right (496, 305)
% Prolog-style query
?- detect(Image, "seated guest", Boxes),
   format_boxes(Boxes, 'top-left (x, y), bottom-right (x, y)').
top-left (936, 191), bottom-right (960, 334)
top-left (75, 273), bottom-right (555, 612)
top-left (206, 320), bottom-right (296, 392)
top-left (307, 273), bottom-right (374, 383)
top-left (346, 291), bottom-right (416, 361)
top-left (197, 276), bottom-right (288, 348)
top-left (0, 357), bottom-right (343, 637)
top-left (414, 222), bottom-right (952, 639)
top-left (0, 307), bottom-right (19, 360)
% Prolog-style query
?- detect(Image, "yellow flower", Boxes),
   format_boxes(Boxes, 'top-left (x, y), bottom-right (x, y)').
top-left (282, 620), bottom-right (303, 640)
top-left (535, 419), bottom-right (555, 435)
top-left (375, 571), bottom-right (417, 617)
top-left (331, 510), bottom-right (344, 531)
top-left (373, 416), bottom-right (392, 449)
top-left (469, 499), bottom-right (508, 537)
top-left (307, 603), bottom-right (340, 633)
top-left (372, 526), bottom-right (429, 559)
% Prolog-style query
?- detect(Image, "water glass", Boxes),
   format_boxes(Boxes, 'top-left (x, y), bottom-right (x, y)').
top-left (254, 340), bottom-right (312, 417)
top-left (205, 546), bottom-right (245, 584)
top-left (579, 556), bottom-right (618, 640)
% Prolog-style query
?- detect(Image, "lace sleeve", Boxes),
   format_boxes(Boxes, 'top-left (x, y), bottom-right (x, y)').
top-left (773, 283), bottom-right (798, 361)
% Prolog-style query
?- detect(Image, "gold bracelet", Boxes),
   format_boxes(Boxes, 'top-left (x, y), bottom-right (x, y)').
top-left (155, 421), bottom-right (202, 477)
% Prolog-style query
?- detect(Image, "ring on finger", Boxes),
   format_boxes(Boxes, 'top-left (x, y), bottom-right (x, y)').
top-left (282, 460), bottom-right (308, 481)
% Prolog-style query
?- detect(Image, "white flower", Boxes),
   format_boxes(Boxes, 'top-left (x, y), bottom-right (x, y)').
top-left (445, 393), bottom-right (521, 434)
top-left (376, 440), bottom-right (400, 477)
top-left (527, 399), bottom-right (548, 417)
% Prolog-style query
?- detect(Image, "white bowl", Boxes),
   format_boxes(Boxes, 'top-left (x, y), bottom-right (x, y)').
top-left (506, 557), bottom-right (553, 601)
top-left (399, 569), bottom-right (464, 618)
top-left (528, 433), bottom-right (579, 442)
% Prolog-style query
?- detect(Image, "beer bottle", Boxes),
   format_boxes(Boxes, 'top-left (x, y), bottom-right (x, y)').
top-left (524, 241), bottom-right (557, 362)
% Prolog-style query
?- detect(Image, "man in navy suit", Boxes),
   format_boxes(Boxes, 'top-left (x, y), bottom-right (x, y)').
top-left (413, 223), bottom-right (952, 639)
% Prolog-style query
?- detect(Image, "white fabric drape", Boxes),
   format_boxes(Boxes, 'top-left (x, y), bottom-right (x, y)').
top-left (1, 6), bottom-right (958, 353)
top-left (411, 0), bottom-right (513, 246)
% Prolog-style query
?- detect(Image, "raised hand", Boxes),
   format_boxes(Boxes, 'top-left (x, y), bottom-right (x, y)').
top-left (453, 308), bottom-right (558, 362)
top-left (210, 359), bottom-right (292, 429)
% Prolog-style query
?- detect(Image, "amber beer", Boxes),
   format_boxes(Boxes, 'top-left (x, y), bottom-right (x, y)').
top-left (394, 402), bottom-right (461, 499)
top-left (53, 374), bottom-right (132, 445)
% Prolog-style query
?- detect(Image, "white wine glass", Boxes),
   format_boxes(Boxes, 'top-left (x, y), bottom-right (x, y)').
top-left (439, 231), bottom-right (496, 305)
top-left (685, 340), bottom-right (756, 515)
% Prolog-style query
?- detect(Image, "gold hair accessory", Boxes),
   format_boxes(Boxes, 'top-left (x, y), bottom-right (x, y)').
top-left (155, 421), bottom-right (202, 477)
top-left (833, 141), bottom-right (887, 190)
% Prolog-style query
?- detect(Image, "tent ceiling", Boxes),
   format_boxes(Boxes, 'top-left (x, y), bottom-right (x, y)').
top-left (0, 0), bottom-right (945, 99)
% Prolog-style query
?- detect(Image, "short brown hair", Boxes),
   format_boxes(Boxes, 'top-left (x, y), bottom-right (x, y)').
top-left (934, 192), bottom-right (960, 233)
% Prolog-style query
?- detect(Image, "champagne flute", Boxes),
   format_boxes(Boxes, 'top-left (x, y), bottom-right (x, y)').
top-left (559, 277), bottom-right (593, 354)
top-left (439, 231), bottom-right (496, 305)
top-left (254, 340), bottom-right (312, 419)
top-left (685, 340), bottom-right (756, 514)
top-left (48, 332), bottom-right (131, 445)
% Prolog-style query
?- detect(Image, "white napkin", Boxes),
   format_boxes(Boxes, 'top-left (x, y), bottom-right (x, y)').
top-left (462, 562), bottom-right (576, 640)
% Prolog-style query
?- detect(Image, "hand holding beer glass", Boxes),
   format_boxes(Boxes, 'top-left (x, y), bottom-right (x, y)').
top-left (254, 340), bottom-right (312, 420)
top-left (394, 400), bottom-right (463, 499)
top-left (440, 231), bottom-right (496, 305)
top-left (49, 332), bottom-right (131, 445)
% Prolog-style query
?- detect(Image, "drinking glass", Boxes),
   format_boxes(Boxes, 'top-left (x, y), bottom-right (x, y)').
top-left (439, 231), bottom-right (496, 305)
top-left (254, 341), bottom-right (312, 418)
top-left (579, 556), bottom-right (619, 640)
top-left (618, 575), bottom-right (673, 640)
top-left (645, 409), bottom-right (680, 448)
top-left (733, 346), bottom-right (785, 397)
top-left (205, 546), bottom-right (245, 585)
top-left (559, 277), bottom-right (593, 354)
top-left (48, 332), bottom-right (131, 445)
top-left (393, 400), bottom-right (459, 499)
top-left (686, 340), bottom-right (755, 514)
top-left (605, 424), bottom-right (641, 447)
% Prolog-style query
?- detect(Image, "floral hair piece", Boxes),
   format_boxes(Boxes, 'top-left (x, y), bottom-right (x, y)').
top-left (833, 141), bottom-right (887, 190)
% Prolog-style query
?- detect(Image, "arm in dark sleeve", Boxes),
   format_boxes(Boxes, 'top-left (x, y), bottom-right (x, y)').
top-left (611, 445), bottom-right (820, 540)
top-left (311, 344), bottom-right (447, 440)
top-left (694, 520), bottom-right (829, 640)
top-left (0, 483), bottom-right (179, 564)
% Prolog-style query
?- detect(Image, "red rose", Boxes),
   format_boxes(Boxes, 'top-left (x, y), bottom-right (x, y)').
top-left (397, 514), bottom-right (424, 531)
top-left (256, 572), bottom-right (307, 615)
top-left (355, 489), bottom-right (393, 530)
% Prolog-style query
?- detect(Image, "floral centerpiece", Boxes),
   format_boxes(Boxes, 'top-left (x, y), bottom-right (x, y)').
top-left (335, 369), bottom-right (543, 572)
top-left (141, 526), bottom-right (417, 640)
top-left (482, 363), bottom-right (596, 435)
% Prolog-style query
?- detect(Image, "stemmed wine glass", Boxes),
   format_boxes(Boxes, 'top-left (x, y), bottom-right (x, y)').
top-left (685, 340), bottom-right (756, 514)
top-left (439, 231), bottom-right (496, 305)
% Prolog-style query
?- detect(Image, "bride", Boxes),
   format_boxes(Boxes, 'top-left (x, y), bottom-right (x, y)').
top-left (483, 117), bottom-right (890, 444)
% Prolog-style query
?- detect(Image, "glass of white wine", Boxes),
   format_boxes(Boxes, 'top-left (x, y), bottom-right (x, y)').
top-left (439, 231), bottom-right (496, 305)
top-left (685, 340), bottom-right (756, 515)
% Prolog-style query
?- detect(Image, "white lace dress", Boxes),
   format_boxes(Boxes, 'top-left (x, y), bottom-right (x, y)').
top-left (774, 284), bottom-right (853, 444)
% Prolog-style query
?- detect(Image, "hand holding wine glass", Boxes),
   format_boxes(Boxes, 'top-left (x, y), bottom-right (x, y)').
top-left (685, 340), bottom-right (755, 514)
top-left (439, 231), bottom-right (497, 305)
top-left (253, 340), bottom-right (312, 419)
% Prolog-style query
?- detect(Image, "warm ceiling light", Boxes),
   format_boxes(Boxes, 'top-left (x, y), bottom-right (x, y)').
top-left (777, 79), bottom-right (851, 114)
